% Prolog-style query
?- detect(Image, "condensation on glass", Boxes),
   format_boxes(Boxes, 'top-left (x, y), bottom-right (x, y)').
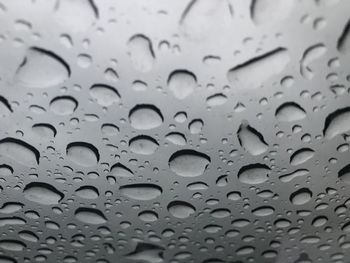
top-left (0, 0), bottom-right (349, 262)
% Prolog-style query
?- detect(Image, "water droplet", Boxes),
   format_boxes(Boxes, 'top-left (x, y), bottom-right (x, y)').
top-left (290, 148), bottom-right (315, 166)
top-left (54, 0), bottom-right (98, 32)
top-left (252, 206), bottom-right (274, 216)
top-left (129, 135), bottom-right (159, 155)
top-left (0, 240), bottom-right (25, 251)
top-left (129, 104), bottom-right (163, 130)
top-left (110, 163), bottom-right (134, 178)
top-left (165, 132), bottom-right (187, 146)
top-left (128, 34), bottom-right (155, 72)
top-left (323, 107), bottom-right (350, 139)
top-left (275, 102), bottom-right (306, 122)
top-left (237, 163), bottom-right (271, 184)
top-left (50, 96), bottom-right (78, 115)
top-left (66, 142), bottom-right (99, 167)
top-left (89, 84), bottom-right (120, 107)
top-left (227, 48), bottom-right (290, 89)
top-left (237, 121), bottom-right (268, 155)
top-left (338, 164), bottom-right (350, 184)
top-left (23, 182), bottom-right (64, 205)
top-left (206, 93), bottom-right (227, 107)
top-left (168, 201), bottom-right (196, 218)
top-left (125, 242), bottom-right (164, 263)
top-left (337, 19), bottom-right (350, 54)
top-left (119, 184), bottom-right (162, 200)
top-left (75, 186), bottom-right (99, 199)
top-left (300, 44), bottom-right (326, 79)
top-left (251, 0), bottom-right (294, 25)
top-left (0, 138), bottom-right (40, 166)
top-left (169, 149), bottom-right (210, 177)
top-left (168, 70), bottom-right (197, 99)
top-left (75, 208), bottom-right (107, 225)
top-left (290, 188), bottom-right (312, 205)
top-left (15, 47), bottom-right (70, 88)
top-left (138, 210), bottom-right (158, 222)
top-left (279, 169), bottom-right (309, 183)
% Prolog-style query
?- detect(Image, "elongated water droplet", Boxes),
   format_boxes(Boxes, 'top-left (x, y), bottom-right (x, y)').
top-left (75, 208), bottom-right (107, 225)
top-left (119, 184), bottom-right (162, 200)
top-left (275, 102), bottom-right (306, 122)
top-left (128, 34), bottom-right (155, 72)
top-left (323, 107), bottom-right (350, 139)
top-left (0, 138), bottom-right (40, 166)
top-left (23, 182), bottom-right (64, 205)
top-left (168, 201), bottom-right (196, 218)
top-left (227, 48), bottom-right (290, 89)
top-left (237, 121), bottom-right (268, 155)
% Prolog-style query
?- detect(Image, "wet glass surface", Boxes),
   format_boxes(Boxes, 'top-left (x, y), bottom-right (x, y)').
top-left (0, 0), bottom-right (349, 262)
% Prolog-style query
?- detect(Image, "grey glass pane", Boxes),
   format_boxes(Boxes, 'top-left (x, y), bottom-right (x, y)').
top-left (0, 0), bottom-right (349, 262)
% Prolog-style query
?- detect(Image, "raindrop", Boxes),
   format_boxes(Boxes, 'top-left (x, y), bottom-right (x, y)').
top-left (337, 19), bottom-right (350, 54)
top-left (119, 184), bottom-right (162, 200)
top-left (129, 104), bottom-right (163, 130)
top-left (169, 149), bottom-right (210, 177)
top-left (227, 48), bottom-right (290, 89)
top-left (237, 163), bottom-right (271, 184)
top-left (23, 182), bottom-right (64, 205)
top-left (168, 70), bottom-right (197, 99)
top-left (250, 0), bottom-right (294, 25)
top-left (323, 107), bottom-right (350, 139)
top-left (275, 102), bottom-right (306, 122)
top-left (300, 43), bottom-right (326, 79)
top-left (0, 138), bottom-right (40, 166)
top-left (66, 142), bottom-right (99, 167)
top-left (50, 96), bottom-right (78, 115)
top-left (129, 135), bottom-right (159, 155)
top-left (290, 148), bottom-right (315, 166)
top-left (168, 201), bottom-right (196, 218)
top-left (14, 47), bottom-right (70, 88)
top-left (128, 34), bottom-right (155, 72)
top-left (237, 121), bottom-right (268, 155)
top-left (290, 188), bottom-right (312, 205)
top-left (75, 186), bottom-right (99, 199)
top-left (89, 84), bottom-right (120, 107)
top-left (75, 208), bottom-right (107, 225)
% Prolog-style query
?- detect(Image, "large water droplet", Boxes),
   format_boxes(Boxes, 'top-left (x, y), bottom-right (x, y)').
top-left (338, 19), bottom-right (350, 54)
top-left (50, 96), bottom-right (78, 115)
top-left (23, 182), bottom-right (64, 205)
top-left (89, 84), bottom-right (120, 107)
top-left (129, 135), bottom-right (159, 155)
top-left (119, 184), bottom-right (162, 200)
top-left (125, 242), bottom-right (164, 263)
top-left (169, 149), bottom-right (210, 177)
top-left (66, 142), bottom-right (99, 167)
top-left (237, 163), bottom-right (271, 184)
top-left (227, 48), bottom-right (290, 89)
top-left (128, 34), bottom-right (155, 72)
top-left (0, 138), bottom-right (40, 166)
top-left (300, 44), bottom-right (326, 79)
top-left (168, 70), bottom-right (197, 99)
top-left (75, 208), bottom-right (107, 225)
top-left (251, 0), bottom-right (294, 25)
top-left (110, 163), bottom-right (134, 178)
top-left (338, 164), bottom-right (350, 184)
top-left (290, 188), bottom-right (312, 205)
top-left (0, 240), bottom-right (25, 251)
top-left (323, 107), bottom-right (350, 139)
top-left (54, 0), bottom-right (98, 32)
top-left (14, 47), bottom-right (70, 88)
top-left (290, 148), bottom-right (315, 166)
top-left (275, 102), bottom-right (306, 122)
top-left (237, 121), bottom-right (268, 155)
top-left (279, 169), bottom-right (309, 183)
top-left (129, 104), bottom-right (163, 130)
top-left (75, 185), bottom-right (99, 199)
top-left (168, 201), bottom-right (196, 218)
